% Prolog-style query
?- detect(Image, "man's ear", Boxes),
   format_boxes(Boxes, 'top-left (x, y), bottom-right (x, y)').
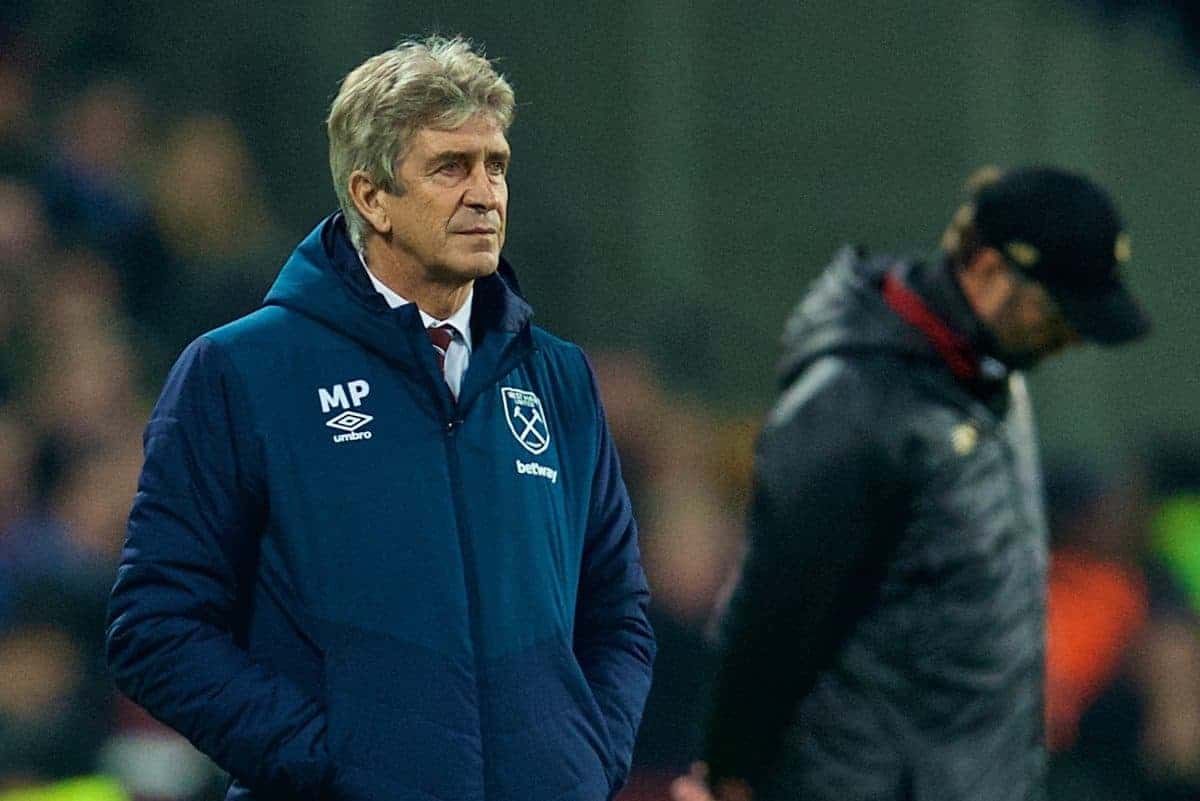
top-left (959, 246), bottom-right (1017, 320)
top-left (965, 246), bottom-right (1008, 280)
top-left (349, 171), bottom-right (391, 237)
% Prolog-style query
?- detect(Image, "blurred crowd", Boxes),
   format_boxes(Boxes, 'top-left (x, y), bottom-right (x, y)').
top-left (0, 21), bottom-right (285, 801)
top-left (0, 19), bottom-right (753, 800)
top-left (1041, 444), bottom-right (1200, 801)
top-left (3, 14), bottom-right (1200, 801)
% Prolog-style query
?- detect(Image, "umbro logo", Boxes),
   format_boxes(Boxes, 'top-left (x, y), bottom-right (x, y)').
top-left (319, 380), bottom-right (374, 444)
top-left (327, 411), bottom-right (373, 433)
top-left (324, 412), bottom-right (369, 431)
top-left (326, 410), bottom-right (374, 443)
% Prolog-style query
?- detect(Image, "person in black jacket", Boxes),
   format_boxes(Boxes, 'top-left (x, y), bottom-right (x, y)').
top-left (674, 166), bottom-right (1150, 801)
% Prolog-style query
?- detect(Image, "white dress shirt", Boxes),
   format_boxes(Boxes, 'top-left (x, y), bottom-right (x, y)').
top-left (359, 253), bottom-right (472, 398)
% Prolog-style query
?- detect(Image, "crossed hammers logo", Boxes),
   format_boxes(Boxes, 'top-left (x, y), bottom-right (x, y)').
top-left (511, 404), bottom-right (548, 448)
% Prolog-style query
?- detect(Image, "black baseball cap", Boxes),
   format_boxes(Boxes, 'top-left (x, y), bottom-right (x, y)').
top-left (973, 166), bottom-right (1151, 345)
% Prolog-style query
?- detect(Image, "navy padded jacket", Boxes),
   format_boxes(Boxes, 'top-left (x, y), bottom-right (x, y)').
top-left (106, 214), bottom-right (655, 801)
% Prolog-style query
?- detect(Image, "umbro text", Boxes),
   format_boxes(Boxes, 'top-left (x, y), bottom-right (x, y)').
top-left (333, 430), bottom-right (373, 443)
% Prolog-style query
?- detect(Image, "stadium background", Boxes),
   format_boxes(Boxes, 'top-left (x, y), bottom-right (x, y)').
top-left (1, 1), bottom-right (1199, 799)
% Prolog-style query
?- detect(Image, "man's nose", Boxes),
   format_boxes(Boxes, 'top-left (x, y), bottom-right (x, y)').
top-left (463, 164), bottom-right (500, 210)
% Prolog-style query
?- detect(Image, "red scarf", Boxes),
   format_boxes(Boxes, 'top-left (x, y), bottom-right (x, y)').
top-left (881, 270), bottom-right (981, 382)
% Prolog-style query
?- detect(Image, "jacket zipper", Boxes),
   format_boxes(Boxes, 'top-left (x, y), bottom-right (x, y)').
top-left (439, 344), bottom-right (537, 798)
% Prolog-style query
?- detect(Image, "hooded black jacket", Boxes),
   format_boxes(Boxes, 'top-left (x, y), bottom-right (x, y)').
top-left (705, 248), bottom-right (1048, 801)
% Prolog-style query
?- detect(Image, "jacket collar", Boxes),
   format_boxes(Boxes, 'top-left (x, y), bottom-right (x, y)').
top-left (264, 213), bottom-right (535, 413)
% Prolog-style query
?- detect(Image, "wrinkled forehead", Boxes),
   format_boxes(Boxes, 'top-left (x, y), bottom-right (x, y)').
top-left (408, 114), bottom-right (511, 158)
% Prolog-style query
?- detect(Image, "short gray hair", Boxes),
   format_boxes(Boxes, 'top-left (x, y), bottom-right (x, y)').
top-left (327, 35), bottom-right (515, 248)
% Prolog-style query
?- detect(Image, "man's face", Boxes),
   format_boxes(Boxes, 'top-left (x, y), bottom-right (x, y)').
top-left (379, 115), bottom-right (510, 283)
top-left (986, 271), bottom-right (1081, 369)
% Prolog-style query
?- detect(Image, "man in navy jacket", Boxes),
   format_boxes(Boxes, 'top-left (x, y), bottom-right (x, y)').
top-left (106, 36), bottom-right (655, 801)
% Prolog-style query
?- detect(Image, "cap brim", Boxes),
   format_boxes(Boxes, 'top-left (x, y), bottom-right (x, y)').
top-left (1048, 278), bottom-right (1151, 346)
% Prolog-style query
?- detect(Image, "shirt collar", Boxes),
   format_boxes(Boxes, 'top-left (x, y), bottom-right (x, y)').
top-left (359, 250), bottom-right (473, 350)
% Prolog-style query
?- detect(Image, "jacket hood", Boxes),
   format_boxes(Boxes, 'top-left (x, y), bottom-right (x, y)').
top-left (777, 246), bottom-right (939, 388)
top-left (263, 213), bottom-right (533, 368)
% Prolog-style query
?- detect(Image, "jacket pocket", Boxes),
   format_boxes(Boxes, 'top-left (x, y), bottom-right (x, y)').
top-left (480, 635), bottom-right (613, 801)
top-left (327, 763), bottom-right (457, 801)
top-left (563, 654), bottom-right (618, 785)
top-left (319, 620), bottom-right (483, 801)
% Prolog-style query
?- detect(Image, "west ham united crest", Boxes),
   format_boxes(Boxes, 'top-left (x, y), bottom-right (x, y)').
top-left (501, 387), bottom-right (550, 455)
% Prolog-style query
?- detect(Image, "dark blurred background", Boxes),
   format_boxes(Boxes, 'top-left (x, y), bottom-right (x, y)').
top-left (1, 1), bottom-right (1198, 800)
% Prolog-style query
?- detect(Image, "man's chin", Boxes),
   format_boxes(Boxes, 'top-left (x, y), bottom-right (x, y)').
top-left (435, 257), bottom-right (500, 283)
top-left (994, 345), bottom-right (1056, 372)
top-left (464, 258), bottom-right (501, 278)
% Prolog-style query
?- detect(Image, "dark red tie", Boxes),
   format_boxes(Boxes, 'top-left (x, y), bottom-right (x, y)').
top-left (426, 324), bottom-right (454, 375)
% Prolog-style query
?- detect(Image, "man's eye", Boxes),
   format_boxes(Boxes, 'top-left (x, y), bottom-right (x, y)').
top-left (438, 161), bottom-right (465, 175)
top-left (487, 160), bottom-right (508, 175)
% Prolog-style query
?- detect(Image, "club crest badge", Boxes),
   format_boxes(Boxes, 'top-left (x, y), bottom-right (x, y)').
top-left (501, 387), bottom-right (550, 455)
